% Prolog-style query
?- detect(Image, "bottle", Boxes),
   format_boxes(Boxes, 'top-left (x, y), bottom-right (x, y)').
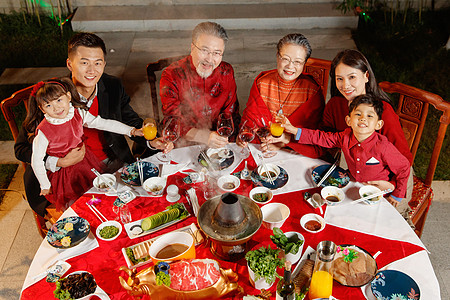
top-left (276, 261), bottom-right (295, 300)
top-left (240, 161), bottom-right (251, 180)
top-left (308, 241), bottom-right (337, 300)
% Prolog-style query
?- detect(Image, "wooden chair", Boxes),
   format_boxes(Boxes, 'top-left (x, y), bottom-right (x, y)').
top-left (304, 57), bottom-right (332, 100)
top-left (379, 81), bottom-right (450, 237)
top-left (146, 55), bottom-right (187, 125)
top-left (1, 85), bottom-right (62, 238)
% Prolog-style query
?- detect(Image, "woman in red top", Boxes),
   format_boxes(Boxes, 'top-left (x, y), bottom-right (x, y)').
top-left (322, 49), bottom-right (414, 220)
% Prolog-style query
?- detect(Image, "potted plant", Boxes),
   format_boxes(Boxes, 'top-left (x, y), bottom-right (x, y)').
top-left (245, 245), bottom-right (284, 289)
top-left (270, 228), bottom-right (305, 264)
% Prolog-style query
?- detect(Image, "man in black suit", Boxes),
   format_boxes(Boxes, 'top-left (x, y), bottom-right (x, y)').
top-left (14, 32), bottom-right (171, 217)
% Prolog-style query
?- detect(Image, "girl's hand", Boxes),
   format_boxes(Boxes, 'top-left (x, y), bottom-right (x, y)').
top-left (131, 128), bottom-right (144, 137)
top-left (40, 188), bottom-right (51, 196)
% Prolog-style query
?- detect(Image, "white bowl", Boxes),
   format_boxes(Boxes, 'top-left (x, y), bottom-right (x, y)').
top-left (247, 263), bottom-right (274, 290)
top-left (282, 231), bottom-right (305, 265)
top-left (96, 220), bottom-right (122, 241)
top-left (257, 163), bottom-right (280, 182)
top-left (321, 186), bottom-right (345, 206)
top-left (93, 174), bottom-right (116, 193)
top-left (359, 185), bottom-right (382, 205)
top-left (261, 203), bottom-right (290, 230)
top-left (217, 175), bottom-right (241, 192)
top-left (300, 213), bottom-right (326, 233)
top-left (249, 187), bottom-right (273, 204)
top-left (143, 177), bottom-right (167, 196)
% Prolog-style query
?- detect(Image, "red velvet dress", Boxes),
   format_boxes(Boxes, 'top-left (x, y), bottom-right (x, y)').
top-left (36, 110), bottom-right (104, 211)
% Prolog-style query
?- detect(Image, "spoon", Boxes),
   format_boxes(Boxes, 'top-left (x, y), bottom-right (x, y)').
top-left (312, 193), bottom-right (324, 214)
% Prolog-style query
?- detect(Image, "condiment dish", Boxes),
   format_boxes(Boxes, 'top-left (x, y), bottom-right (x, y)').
top-left (261, 202), bottom-right (290, 230)
top-left (217, 175), bottom-right (240, 192)
top-left (249, 186), bottom-right (273, 204)
top-left (300, 213), bottom-right (325, 233)
top-left (321, 186), bottom-right (345, 206)
top-left (96, 220), bottom-right (122, 241)
top-left (257, 163), bottom-right (280, 183)
top-left (93, 174), bottom-right (116, 193)
top-left (359, 185), bottom-right (382, 205)
top-left (143, 177), bottom-right (167, 197)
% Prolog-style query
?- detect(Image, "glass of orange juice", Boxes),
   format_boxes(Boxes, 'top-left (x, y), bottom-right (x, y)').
top-left (270, 122), bottom-right (284, 138)
top-left (143, 118), bottom-right (158, 140)
top-left (308, 241), bottom-right (336, 300)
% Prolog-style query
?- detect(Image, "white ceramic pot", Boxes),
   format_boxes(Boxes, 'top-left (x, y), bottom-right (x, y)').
top-left (282, 231), bottom-right (305, 265)
top-left (247, 263), bottom-right (274, 290)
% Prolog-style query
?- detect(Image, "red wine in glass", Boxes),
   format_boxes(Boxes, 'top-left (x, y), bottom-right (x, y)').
top-left (217, 126), bottom-right (233, 137)
top-left (239, 131), bottom-right (255, 143)
top-left (217, 113), bottom-right (234, 140)
top-left (256, 126), bottom-right (270, 138)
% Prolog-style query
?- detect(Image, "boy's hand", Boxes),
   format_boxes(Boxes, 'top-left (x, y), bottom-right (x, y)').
top-left (277, 115), bottom-right (297, 135)
top-left (131, 128), bottom-right (144, 137)
top-left (265, 132), bottom-right (291, 145)
top-left (386, 195), bottom-right (401, 207)
top-left (40, 188), bottom-right (51, 196)
top-left (365, 180), bottom-right (395, 191)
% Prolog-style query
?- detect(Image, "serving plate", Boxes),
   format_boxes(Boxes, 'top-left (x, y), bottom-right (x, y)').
top-left (123, 203), bottom-right (190, 239)
top-left (311, 164), bottom-right (350, 188)
top-left (371, 270), bottom-right (420, 300)
top-left (197, 148), bottom-right (234, 170)
top-left (331, 244), bottom-right (378, 287)
top-left (46, 216), bottom-right (90, 249)
top-left (251, 165), bottom-right (288, 190)
top-left (120, 161), bottom-right (159, 186)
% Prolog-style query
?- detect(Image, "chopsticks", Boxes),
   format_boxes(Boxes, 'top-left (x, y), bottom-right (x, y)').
top-left (257, 153), bottom-right (274, 184)
top-left (200, 150), bottom-right (216, 171)
top-left (137, 158), bottom-right (144, 185)
top-left (91, 168), bottom-right (117, 193)
top-left (350, 189), bottom-right (393, 205)
top-left (87, 202), bottom-right (108, 223)
top-left (316, 161), bottom-right (338, 187)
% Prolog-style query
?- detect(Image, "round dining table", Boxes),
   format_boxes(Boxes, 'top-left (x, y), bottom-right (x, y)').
top-left (20, 144), bottom-right (441, 300)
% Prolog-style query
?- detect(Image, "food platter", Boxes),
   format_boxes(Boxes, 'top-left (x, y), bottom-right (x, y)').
top-left (371, 270), bottom-right (420, 300)
top-left (251, 165), bottom-right (288, 190)
top-left (46, 216), bottom-right (90, 249)
top-left (311, 164), bottom-right (350, 188)
top-left (331, 244), bottom-right (378, 287)
top-left (120, 161), bottom-right (159, 186)
top-left (123, 203), bottom-right (190, 239)
top-left (197, 148), bottom-right (234, 170)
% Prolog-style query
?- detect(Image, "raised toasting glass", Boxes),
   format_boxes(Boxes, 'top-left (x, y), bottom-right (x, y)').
top-left (238, 119), bottom-right (255, 158)
top-left (156, 116), bottom-right (180, 163)
top-left (256, 119), bottom-right (276, 158)
top-left (217, 112), bottom-right (234, 139)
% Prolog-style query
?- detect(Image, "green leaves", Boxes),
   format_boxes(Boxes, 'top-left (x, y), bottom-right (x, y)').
top-left (270, 228), bottom-right (304, 255)
top-left (245, 246), bottom-right (284, 284)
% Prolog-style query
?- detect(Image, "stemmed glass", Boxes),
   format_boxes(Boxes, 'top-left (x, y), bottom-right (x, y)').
top-left (142, 118), bottom-right (158, 141)
top-left (217, 113), bottom-right (234, 146)
top-left (156, 116), bottom-right (180, 163)
top-left (238, 120), bottom-right (255, 158)
top-left (256, 121), bottom-right (277, 158)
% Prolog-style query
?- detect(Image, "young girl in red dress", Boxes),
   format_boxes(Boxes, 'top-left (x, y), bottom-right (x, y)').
top-left (24, 78), bottom-right (143, 211)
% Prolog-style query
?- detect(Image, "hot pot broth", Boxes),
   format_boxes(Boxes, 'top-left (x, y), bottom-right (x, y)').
top-left (156, 243), bottom-right (189, 259)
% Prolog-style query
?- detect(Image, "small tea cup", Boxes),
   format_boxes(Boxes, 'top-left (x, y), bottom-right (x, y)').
top-left (93, 174), bottom-right (116, 193)
top-left (321, 186), bottom-right (345, 206)
top-left (143, 177), bottom-right (167, 196)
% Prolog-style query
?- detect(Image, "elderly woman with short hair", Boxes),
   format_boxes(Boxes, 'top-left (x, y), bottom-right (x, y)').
top-left (238, 33), bottom-right (325, 158)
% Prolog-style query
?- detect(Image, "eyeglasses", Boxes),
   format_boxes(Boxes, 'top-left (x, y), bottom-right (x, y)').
top-left (193, 43), bottom-right (223, 58)
top-left (277, 54), bottom-right (305, 67)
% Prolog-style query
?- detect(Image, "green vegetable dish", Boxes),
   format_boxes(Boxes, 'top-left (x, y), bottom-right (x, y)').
top-left (245, 246), bottom-right (284, 285)
top-left (253, 192), bottom-right (269, 202)
top-left (141, 203), bottom-right (188, 231)
top-left (99, 225), bottom-right (119, 239)
top-left (270, 227), bottom-right (304, 255)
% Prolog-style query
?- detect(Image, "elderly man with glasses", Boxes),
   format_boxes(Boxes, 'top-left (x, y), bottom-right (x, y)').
top-left (160, 22), bottom-right (240, 148)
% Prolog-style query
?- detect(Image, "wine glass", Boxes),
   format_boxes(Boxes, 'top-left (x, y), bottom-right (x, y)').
top-left (238, 120), bottom-right (256, 158)
top-left (156, 116), bottom-right (180, 163)
top-left (217, 113), bottom-right (234, 146)
top-left (256, 123), bottom-right (277, 158)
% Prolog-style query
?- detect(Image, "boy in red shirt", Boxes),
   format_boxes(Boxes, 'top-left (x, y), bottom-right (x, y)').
top-left (279, 94), bottom-right (410, 207)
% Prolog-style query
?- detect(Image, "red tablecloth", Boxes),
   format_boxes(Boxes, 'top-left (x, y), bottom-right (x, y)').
top-left (21, 158), bottom-right (425, 300)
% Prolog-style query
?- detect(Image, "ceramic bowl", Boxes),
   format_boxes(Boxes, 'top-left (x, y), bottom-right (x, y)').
top-left (359, 185), bottom-right (383, 205)
top-left (93, 174), bottom-right (116, 193)
top-left (321, 186), bottom-right (345, 206)
top-left (300, 213), bottom-right (326, 233)
top-left (249, 187), bottom-right (273, 204)
top-left (257, 163), bottom-right (281, 183)
top-left (261, 203), bottom-right (290, 230)
top-left (148, 231), bottom-right (196, 264)
top-left (217, 175), bottom-right (241, 192)
top-left (95, 220), bottom-right (122, 241)
top-left (282, 231), bottom-right (305, 265)
top-left (247, 263), bottom-right (274, 290)
top-left (143, 177), bottom-right (167, 197)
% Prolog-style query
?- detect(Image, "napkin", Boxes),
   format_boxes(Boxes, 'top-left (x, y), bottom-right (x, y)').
top-left (186, 188), bottom-right (200, 217)
top-left (21, 208), bottom-right (99, 292)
